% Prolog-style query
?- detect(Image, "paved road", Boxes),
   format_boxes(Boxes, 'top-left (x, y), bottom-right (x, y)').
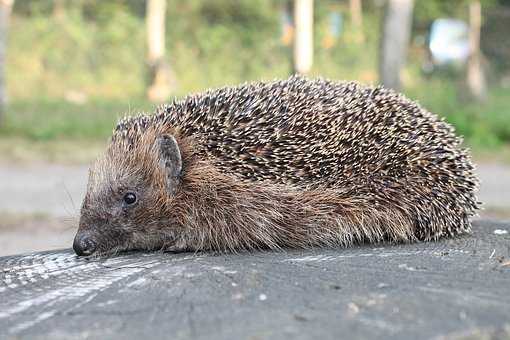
top-left (0, 162), bottom-right (509, 218)
top-left (0, 163), bottom-right (87, 218)
top-left (1, 220), bottom-right (509, 340)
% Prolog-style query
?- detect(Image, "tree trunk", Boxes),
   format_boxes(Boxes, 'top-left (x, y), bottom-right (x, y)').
top-left (53, 0), bottom-right (65, 20)
top-left (350, 0), bottom-right (364, 43)
top-left (293, 0), bottom-right (313, 75)
top-left (0, 0), bottom-right (13, 128)
top-left (146, 0), bottom-right (172, 103)
top-left (379, 0), bottom-right (414, 90)
top-left (466, 1), bottom-right (487, 102)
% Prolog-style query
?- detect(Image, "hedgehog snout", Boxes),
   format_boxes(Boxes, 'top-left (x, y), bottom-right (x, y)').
top-left (73, 231), bottom-right (97, 256)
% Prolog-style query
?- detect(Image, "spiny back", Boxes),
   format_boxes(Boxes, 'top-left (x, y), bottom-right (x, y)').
top-left (114, 76), bottom-right (474, 189)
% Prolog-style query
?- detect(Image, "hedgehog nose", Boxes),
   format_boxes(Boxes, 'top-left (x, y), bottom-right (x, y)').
top-left (73, 234), bottom-right (97, 256)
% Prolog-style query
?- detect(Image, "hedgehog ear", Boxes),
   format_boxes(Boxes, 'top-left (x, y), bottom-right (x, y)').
top-left (158, 134), bottom-right (182, 194)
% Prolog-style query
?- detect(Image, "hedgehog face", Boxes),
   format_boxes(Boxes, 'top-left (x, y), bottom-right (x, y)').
top-left (73, 133), bottom-right (183, 256)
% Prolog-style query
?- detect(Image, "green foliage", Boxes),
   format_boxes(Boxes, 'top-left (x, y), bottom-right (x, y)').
top-left (8, 0), bottom-right (383, 98)
top-left (413, 0), bottom-right (498, 26)
top-left (3, 0), bottom-right (510, 152)
top-left (0, 99), bottom-right (154, 140)
top-left (7, 6), bottom-right (146, 98)
top-left (163, 0), bottom-right (290, 91)
top-left (407, 80), bottom-right (510, 148)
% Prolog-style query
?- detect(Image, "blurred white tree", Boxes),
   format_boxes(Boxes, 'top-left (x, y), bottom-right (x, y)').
top-left (379, 0), bottom-right (414, 90)
top-left (466, 0), bottom-right (487, 101)
top-left (350, 0), bottom-right (364, 44)
top-left (53, 0), bottom-right (65, 19)
top-left (293, 0), bottom-right (313, 75)
top-left (146, 0), bottom-right (173, 103)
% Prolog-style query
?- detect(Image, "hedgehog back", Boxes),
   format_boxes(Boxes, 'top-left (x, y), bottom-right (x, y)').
top-left (142, 78), bottom-right (469, 187)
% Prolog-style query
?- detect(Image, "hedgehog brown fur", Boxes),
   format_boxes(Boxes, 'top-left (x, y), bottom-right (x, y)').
top-left (74, 76), bottom-right (479, 256)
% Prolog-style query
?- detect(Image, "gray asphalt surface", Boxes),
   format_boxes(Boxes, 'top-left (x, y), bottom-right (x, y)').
top-left (0, 163), bottom-right (87, 217)
top-left (1, 220), bottom-right (509, 340)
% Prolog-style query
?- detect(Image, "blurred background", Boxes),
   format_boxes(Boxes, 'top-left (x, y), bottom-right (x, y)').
top-left (0, 0), bottom-right (509, 256)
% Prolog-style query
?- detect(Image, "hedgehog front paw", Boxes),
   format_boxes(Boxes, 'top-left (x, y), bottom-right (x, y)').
top-left (163, 239), bottom-right (189, 253)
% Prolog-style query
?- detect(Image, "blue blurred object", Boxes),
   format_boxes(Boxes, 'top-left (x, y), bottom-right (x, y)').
top-left (429, 18), bottom-right (470, 66)
top-left (329, 11), bottom-right (343, 38)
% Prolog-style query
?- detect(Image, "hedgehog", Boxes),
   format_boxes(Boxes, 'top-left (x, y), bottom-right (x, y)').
top-left (73, 76), bottom-right (479, 256)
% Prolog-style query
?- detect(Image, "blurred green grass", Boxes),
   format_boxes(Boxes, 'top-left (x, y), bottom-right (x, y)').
top-left (0, 98), bottom-right (154, 140)
top-left (408, 81), bottom-right (510, 149)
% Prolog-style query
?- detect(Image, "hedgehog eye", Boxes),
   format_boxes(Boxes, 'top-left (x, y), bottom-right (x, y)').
top-left (123, 192), bottom-right (137, 205)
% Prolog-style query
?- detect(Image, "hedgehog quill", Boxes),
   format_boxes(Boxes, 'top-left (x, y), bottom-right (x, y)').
top-left (73, 76), bottom-right (479, 256)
